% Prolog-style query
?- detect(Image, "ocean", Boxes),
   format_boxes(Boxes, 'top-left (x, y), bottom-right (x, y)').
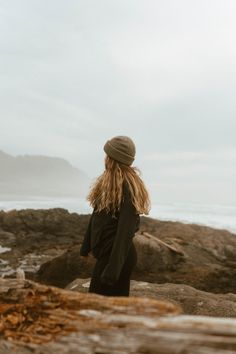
top-left (0, 198), bottom-right (236, 234)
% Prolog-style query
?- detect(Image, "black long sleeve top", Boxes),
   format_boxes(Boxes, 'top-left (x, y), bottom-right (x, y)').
top-left (80, 182), bottom-right (140, 285)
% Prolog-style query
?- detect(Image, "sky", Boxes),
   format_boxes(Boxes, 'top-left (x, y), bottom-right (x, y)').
top-left (0, 0), bottom-right (236, 205)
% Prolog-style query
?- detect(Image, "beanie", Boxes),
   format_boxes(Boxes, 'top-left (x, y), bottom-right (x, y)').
top-left (103, 135), bottom-right (136, 166)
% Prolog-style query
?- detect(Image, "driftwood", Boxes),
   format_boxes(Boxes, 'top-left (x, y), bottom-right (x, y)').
top-left (1, 279), bottom-right (236, 353)
top-left (141, 231), bottom-right (185, 255)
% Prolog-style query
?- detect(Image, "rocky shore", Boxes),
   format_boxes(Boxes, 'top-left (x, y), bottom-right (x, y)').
top-left (1, 208), bottom-right (236, 352)
top-left (1, 208), bottom-right (236, 293)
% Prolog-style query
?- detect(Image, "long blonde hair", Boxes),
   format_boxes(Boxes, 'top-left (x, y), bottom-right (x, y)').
top-left (87, 155), bottom-right (151, 216)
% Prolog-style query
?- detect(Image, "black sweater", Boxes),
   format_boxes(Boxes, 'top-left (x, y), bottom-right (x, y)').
top-left (80, 182), bottom-right (140, 285)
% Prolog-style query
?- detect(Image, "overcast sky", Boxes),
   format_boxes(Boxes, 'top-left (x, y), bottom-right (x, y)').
top-left (0, 0), bottom-right (236, 205)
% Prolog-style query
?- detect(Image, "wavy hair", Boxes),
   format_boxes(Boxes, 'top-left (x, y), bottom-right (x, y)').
top-left (87, 155), bottom-right (151, 216)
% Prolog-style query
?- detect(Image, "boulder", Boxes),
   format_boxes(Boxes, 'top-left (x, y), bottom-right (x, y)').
top-left (35, 247), bottom-right (96, 288)
top-left (132, 231), bottom-right (236, 294)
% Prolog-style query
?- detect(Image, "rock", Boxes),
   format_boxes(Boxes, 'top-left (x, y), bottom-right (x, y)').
top-left (0, 229), bottom-right (16, 246)
top-left (36, 225), bottom-right (236, 293)
top-left (0, 209), bottom-right (90, 277)
top-left (132, 231), bottom-right (223, 291)
top-left (134, 220), bottom-right (236, 293)
top-left (2, 279), bottom-right (236, 353)
top-left (0, 208), bottom-right (89, 237)
top-left (35, 248), bottom-right (96, 288)
top-left (66, 277), bottom-right (91, 292)
top-left (134, 232), bottom-right (185, 273)
top-left (66, 278), bottom-right (236, 318)
top-left (224, 244), bottom-right (236, 259)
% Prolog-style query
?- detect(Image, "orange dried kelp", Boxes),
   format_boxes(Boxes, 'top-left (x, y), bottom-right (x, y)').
top-left (0, 301), bottom-right (77, 344)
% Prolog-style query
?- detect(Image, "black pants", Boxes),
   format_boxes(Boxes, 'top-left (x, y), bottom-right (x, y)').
top-left (89, 243), bottom-right (137, 296)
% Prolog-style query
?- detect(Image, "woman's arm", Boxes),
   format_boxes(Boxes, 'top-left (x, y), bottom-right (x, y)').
top-left (101, 183), bottom-right (139, 285)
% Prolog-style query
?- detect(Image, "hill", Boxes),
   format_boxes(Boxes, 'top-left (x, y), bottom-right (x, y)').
top-left (0, 150), bottom-right (89, 198)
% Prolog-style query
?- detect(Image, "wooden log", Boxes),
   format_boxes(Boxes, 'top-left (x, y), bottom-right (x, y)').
top-left (1, 279), bottom-right (236, 353)
top-left (141, 231), bottom-right (185, 255)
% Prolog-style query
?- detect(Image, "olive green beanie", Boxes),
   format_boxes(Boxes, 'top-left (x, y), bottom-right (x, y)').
top-left (103, 135), bottom-right (136, 166)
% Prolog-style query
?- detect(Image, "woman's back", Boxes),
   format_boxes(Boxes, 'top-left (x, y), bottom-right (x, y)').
top-left (90, 181), bottom-right (140, 259)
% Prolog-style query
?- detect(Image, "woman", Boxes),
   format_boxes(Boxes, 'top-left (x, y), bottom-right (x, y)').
top-left (80, 135), bottom-right (151, 296)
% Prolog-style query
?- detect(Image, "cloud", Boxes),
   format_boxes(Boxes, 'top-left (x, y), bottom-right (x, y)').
top-left (0, 0), bottom-right (236, 204)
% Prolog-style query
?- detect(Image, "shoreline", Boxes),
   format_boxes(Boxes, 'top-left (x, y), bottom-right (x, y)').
top-left (0, 200), bottom-right (236, 234)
